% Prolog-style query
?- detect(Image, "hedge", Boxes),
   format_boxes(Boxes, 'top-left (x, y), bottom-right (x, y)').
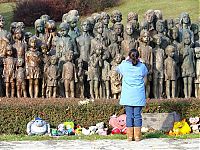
top-left (0, 98), bottom-right (199, 134)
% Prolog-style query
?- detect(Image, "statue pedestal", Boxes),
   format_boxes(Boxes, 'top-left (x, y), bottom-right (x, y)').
top-left (142, 112), bottom-right (180, 131)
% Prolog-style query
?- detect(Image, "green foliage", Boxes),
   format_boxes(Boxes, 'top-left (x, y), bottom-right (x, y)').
top-left (0, 98), bottom-right (199, 135)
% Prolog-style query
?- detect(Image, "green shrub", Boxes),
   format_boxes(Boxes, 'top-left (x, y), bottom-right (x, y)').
top-left (0, 98), bottom-right (199, 134)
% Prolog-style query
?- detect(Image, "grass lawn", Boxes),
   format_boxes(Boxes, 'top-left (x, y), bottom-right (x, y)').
top-left (0, 0), bottom-right (199, 33)
top-left (0, 131), bottom-right (199, 141)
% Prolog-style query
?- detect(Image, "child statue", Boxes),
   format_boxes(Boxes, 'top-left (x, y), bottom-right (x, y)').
top-left (76, 19), bottom-right (93, 70)
top-left (0, 15), bottom-right (8, 38)
top-left (169, 27), bottom-right (182, 97)
top-left (138, 30), bottom-right (153, 98)
top-left (13, 28), bottom-right (26, 59)
top-left (110, 10), bottom-right (122, 30)
top-left (101, 51), bottom-right (111, 99)
top-left (110, 54), bottom-right (123, 99)
top-left (47, 55), bottom-right (60, 98)
top-left (87, 44), bottom-right (103, 99)
top-left (16, 57), bottom-right (27, 98)
top-left (181, 30), bottom-right (195, 98)
top-left (194, 47), bottom-right (200, 98)
top-left (62, 51), bottom-right (76, 98)
top-left (76, 58), bottom-right (86, 98)
top-left (164, 45), bottom-right (177, 99)
top-left (34, 19), bottom-right (45, 46)
top-left (152, 34), bottom-right (165, 98)
top-left (113, 22), bottom-right (124, 50)
top-left (108, 31), bottom-right (120, 62)
top-left (25, 36), bottom-right (41, 98)
top-left (121, 22), bottom-right (139, 58)
top-left (3, 45), bottom-right (16, 97)
top-left (101, 12), bottom-right (111, 46)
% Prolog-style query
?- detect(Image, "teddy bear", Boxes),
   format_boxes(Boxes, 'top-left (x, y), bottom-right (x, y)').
top-left (109, 114), bottom-right (127, 134)
top-left (26, 117), bottom-right (50, 136)
top-left (95, 122), bottom-right (108, 135)
top-left (189, 117), bottom-right (200, 134)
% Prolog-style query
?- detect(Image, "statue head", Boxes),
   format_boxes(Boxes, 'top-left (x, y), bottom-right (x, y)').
top-left (170, 27), bottom-right (179, 41)
top-left (140, 29), bottom-right (150, 43)
top-left (77, 58), bottom-right (83, 68)
top-left (111, 10), bottom-right (122, 24)
top-left (14, 28), bottom-right (23, 41)
top-left (167, 18), bottom-right (174, 30)
top-left (166, 45), bottom-right (175, 58)
top-left (191, 23), bottom-right (199, 35)
top-left (182, 30), bottom-right (191, 45)
top-left (29, 36), bottom-right (37, 49)
top-left (65, 51), bottom-right (73, 62)
top-left (153, 34), bottom-right (162, 46)
top-left (35, 19), bottom-right (45, 35)
top-left (91, 13), bottom-right (101, 23)
top-left (110, 31), bottom-right (118, 43)
top-left (24, 32), bottom-right (33, 44)
top-left (156, 20), bottom-right (165, 33)
top-left (41, 43), bottom-right (48, 54)
top-left (16, 22), bottom-right (25, 32)
top-left (180, 12), bottom-right (191, 26)
top-left (59, 22), bottom-right (70, 37)
top-left (0, 15), bottom-right (5, 28)
top-left (67, 15), bottom-right (78, 29)
top-left (68, 10), bottom-right (79, 20)
top-left (50, 55), bottom-right (58, 65)
top-left (40, 14), bottom-right (50, 25)
top-left (46, 20), bottom-right (56, 33)
top-left (81, 19), bottom-right (91, 32)
top-left (6, 44), bottom-right (13, 57)
top-left (154, 10), bottom-right (163, 20)
top-left (125, 22), bottom-right (134, 36)
top-left (113, 22), bottom-right (123, 35)
top-left (10, 22), bottom-right (17, 34)
top-left (94, 22), bottom-right (103, 35)
top-left (115, 53), bottom-right (123, 64)
top-left (127, 12), bottom-right (138, 22)
top-left (17, 57), bottom-right (24, 67)
top-left (145, 9), bottom-right (155, 23)
top-left (101, 12), bottom-right (110, 26)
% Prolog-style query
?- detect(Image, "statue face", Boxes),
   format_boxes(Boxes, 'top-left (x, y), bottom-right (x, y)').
top-left (146, 12), bottom-right (154, 23)
top-left (17, 59), bottom-right (23, 67)
top-left (102, 16), bottom-right (109, 25)
top-left (182, 14), bottom-right (190, 24)
top-left (172, 29), bottom-right (178, 40)
top-left (116, 55), bottom-right (122, 64)
top-left (183, 33), bottom-right (191, 45)
top-left (156, 37), bottom-right (162, 45)
top-left (167, 19), bottom-right (174, 29)
top-left (114, 25), bottom-right (122, 35)
top-left (156, 22), bottom-right (164, 33)
top-left (169, 48), bottom-right (175, 58)
top-left (81, 21), bottom-right (90, 32)
top-left (96, 24), bottom-right (103, 34)
top-left (78, 60), bottom-right (83, 68)
top-left (142, 32), bottom-right (149, 43)
top-left (66, 52), bottom-right (73, 61)
top-left (51, 57), bottom-right (57, 65)
top-left (70, 18), bottom-right (77, 28)
top-left (7, 49), bottom-right (12, 56)
top-left (36, 24), bottom-right (44, 33)
top-left (0, 17), bottom-right (5, 28)
top-left (30, 39), bottom-right (37, 49)
top-left (15, 32), bottom-right (22, 40)
top-left (126, 24), bottom-right (133, 35)
top-left (113, 14), bottom-right (122, 23)
top-left (60, 27), bottom-right (69, 37)
top-left (96, 47), bottom-right (102, 56)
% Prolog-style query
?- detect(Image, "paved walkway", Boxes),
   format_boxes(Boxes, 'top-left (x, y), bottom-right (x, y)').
top-left (0, 138), bottom-right (200, 150)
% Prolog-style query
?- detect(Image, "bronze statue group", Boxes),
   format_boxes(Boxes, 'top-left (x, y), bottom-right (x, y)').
top-left (0, 9), bottom-right (199, 99)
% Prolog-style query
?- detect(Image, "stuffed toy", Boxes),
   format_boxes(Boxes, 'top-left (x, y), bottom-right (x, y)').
top-left (95, 122), bottom-right (108, 135)
top-left (82, 126), bottom-right (98, 135)
top-left (189, 117), bottom-right (200, 133)
top-left (26, 117), bottom-right (50, 136)
top-left (57, 123), bottom-right (68, 135)
top-left (63, 121), bottom-right (75, 135)
top-left (75, 124), bottom-right (82, 135)
top-left (168, 119), bottom-right (191, 136)
top-left (109, 114), bottom-right (127, 134)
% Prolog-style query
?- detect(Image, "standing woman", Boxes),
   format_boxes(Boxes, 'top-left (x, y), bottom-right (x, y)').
top-left (116, 48), bottom-right (148, 141)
